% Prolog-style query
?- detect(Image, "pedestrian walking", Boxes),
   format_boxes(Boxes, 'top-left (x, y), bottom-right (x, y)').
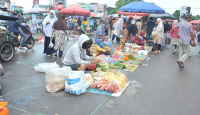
top-left (51, 14), bottom-right (68, 58)
top-left (42, 10), bottom-right (57, 56)
top-left (173, 13), bottom-right (196, 68)
top-left (153, 18), bottom-right (164, 54)
top-left (170, 20), bottom-right (180, 54)
top-left (112, 14), bottom-right (123, 43)
top-left (146, 17), bottom-right (156, 46)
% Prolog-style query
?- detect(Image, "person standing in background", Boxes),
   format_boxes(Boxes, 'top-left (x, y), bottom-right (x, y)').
top-left (123, 18), bottom-right (126, 30)
top-left (136, 19), bottom-right (142, 35)
top-left (51, 14), bottom-right (68, 58)
top-left (108, 16), bottom-right (113, 40)
top-left (153, 18), bottom-right (164, 54)
top-left (170, 20), bottom-right (180, 54)
top-left (112, 14), bottom-right (123, 43)
top-left (195, 24), bottom-right (200, 54)
top-left (77, 17), bottom-right (82, 27)
top-left (174, 13), bottom-right (196, 68)
top-left (146, 17), bottom-right (156, 46)
top-left (19, 13), bottom-right (25, 23)
top-left (89, 18), bottom-right (95, 32)
top-left (126, 17), bottom-right (133, 26)
top-left (42, 10), bottom-right (57, 56)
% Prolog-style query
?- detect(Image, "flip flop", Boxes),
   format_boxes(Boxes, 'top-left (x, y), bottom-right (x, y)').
top-left (177, 61), bottom-right (184, 68)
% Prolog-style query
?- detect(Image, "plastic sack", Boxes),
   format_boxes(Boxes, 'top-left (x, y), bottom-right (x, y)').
top-left (46, 67), bottom-right (72, 93)
top-left (49, 40), bottom-right (54, 48)
top-left (65, 71), bottom-right (86, 95)
top-left (152, 30), bottom-right (157, 36)
top-left (34, 62), bottom-right (59, 72)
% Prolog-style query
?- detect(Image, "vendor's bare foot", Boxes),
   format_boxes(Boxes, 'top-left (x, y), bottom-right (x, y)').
top-left (121, 50), bottom-right (125, 52)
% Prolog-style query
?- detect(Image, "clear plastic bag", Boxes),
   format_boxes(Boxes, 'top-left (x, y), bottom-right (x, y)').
top-left (34, 62), bottom-right (59, 73)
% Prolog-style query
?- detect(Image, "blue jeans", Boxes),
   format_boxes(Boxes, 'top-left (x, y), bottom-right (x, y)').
top-left (104, 41), bottom-right (112, 48)
top-left (112, 34), bottom-right (120, 42)
top-left (17, 31), bottom-right (26, 47)
top-left (55, 50), bottom-right (63, 57)
top-left (146, 34), bottom-right (152, 44)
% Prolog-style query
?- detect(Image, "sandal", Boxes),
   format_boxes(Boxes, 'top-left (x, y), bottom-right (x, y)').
top-left (177, 60), bottom-right (184, 68)
top-left (54, 53), bottom-right (57, 56)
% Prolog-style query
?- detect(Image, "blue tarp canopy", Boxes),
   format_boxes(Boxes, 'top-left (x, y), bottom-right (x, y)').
top-left (119, 1), bottom-right (165, 14)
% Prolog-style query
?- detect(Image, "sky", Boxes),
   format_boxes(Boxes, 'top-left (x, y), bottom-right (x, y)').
top-left (10, 0), bottom-right (200, 16)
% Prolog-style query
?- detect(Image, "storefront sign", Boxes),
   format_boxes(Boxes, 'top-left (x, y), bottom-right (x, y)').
top-left (55, 4), bottom-right (65, 9)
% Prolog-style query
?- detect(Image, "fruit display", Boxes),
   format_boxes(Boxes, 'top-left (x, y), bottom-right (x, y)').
top-left (96, 62), bottom-right (109, 72)
top-left (85, 73), bottom-right (94, 88)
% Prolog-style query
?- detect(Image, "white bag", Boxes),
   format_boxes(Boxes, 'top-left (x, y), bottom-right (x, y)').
top-left (46, 67), bottom-right (72, 93)
top-left (65, 71), bottom-right (86, 95)
top-left (34, 62), bottom-right (59, 72)
top-left (49, 40), bottom-right (54, 48)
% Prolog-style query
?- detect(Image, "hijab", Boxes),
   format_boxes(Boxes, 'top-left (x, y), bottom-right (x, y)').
top-left (97, 39), bottom-right (103, 48)
top-left (114, 18), bottom-right (123, 31)
top-left (52, 14), bottom-right (68, 31)
top-left (156, 18), bottom-right (164, 39)
top-left (173, 20), bottom-right (179, 25)
top-left (42, 10), bottom-right (57, 37)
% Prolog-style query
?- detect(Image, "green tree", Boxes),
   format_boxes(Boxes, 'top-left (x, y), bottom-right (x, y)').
top-left (150, 2), bottom-right (155, 4)
top-left (109, 0), bottom-right (142, 15)
top-left (110, 8), bottom-right (118, 15)
top-left (195, 15), bottom-right (200, 20)
top-left (173, 10), bottom-right (180, 21)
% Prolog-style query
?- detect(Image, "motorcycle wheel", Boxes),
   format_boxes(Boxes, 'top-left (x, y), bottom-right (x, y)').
top-left (26, 37), bottom-right (35, 49)
top-left (0, 42), bottom-right (14, 62)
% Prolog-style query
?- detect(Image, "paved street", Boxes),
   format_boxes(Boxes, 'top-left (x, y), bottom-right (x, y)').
top-left (1, 33), bottom-right (200, 115)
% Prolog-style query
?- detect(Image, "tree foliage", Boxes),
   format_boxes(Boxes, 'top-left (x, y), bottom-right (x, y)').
top-left (173, 10), bottom-right (180, 21)
top-left (109, 0), bottom-right (142, 15)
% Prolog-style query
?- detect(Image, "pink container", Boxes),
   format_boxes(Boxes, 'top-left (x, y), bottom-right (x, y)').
top-left (99, 54), bottom-right (105, 58)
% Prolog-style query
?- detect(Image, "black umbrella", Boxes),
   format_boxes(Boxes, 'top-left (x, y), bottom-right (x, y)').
top-left (0, 15), bottom-right (19, 21)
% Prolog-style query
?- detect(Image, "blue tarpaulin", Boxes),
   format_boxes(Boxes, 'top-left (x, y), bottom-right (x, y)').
top-left (119, 1), bottom-right (165, 14)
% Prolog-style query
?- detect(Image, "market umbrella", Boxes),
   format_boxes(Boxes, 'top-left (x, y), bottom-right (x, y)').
top-left (24, 8), bottom-right (48, 14)
top-left (190, 20), bottom-right (200, 24)
top-left (0, 14), bottom-right (19, 21)
top-left (164, 19), bottom-right (175, 22)
top-left (119, 1), bottom-right (165, 14)
top-left (59, 7), bottom-right (90, 16)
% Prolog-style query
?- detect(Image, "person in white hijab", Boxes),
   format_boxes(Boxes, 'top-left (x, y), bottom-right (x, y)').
top-left (112, 14), bottom-right (123, 43)
top-left (153, 18), bottom-right (164, 54)
top-left (42, 10), bottom-right (57, 56)
top-left (63, 34), bottom-right (100, 71)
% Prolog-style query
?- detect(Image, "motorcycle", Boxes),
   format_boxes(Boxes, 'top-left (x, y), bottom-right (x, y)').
top-left (0, 24), bottom-right (35, 62)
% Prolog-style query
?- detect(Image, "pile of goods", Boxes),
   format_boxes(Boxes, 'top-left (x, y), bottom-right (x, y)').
top-left (85, 73), bottom-right (94, 88)
top-left (90, 72), bottom-right (128, 93)
top-left (109, 60), bottom-right (137, 71)
top-left (96, 62), bottom-right (109, 72)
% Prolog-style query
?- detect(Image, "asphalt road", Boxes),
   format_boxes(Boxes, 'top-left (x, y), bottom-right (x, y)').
top-left (1, 33), bottom-right (200, 115)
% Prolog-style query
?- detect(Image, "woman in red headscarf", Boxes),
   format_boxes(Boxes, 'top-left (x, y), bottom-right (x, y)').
top-left (131, 31), bottom-right (146, 46)
top-left (51, 14), bottom-right (68, 58)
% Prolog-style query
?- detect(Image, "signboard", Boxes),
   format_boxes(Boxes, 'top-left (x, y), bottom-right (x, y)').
top-left (0, 0), bottom-right (5, 6)
top-left (81, 4), bottom-right (87, 9)
top-left (55, 4), bottom-right (65, 10)
top-left (180, 6), bottom-right (191, 21)
top-left (33, 0), bottom-right (39, 8)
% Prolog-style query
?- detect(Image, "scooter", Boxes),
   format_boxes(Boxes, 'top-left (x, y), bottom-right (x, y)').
top-left (7, 24), bottom-right (35, 49)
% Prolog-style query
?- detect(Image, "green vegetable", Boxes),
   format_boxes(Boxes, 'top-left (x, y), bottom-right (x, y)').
top-left (114, 62), bottom-right (126, 69)
top-left (109, 65), bottom-right (118, 69)
top-left (128, 55), bottom-right (136, 61)
top-left (119, 60), bottom-right (125, 63)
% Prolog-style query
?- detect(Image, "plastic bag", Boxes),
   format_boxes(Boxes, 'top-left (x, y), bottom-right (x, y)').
top-left (49, 40), bottom-right (54, 48)
top-left (152, 30), bottom-right (157, 36)
top-left (34, 62), bottom-right (59, 72)
top-left (46, 67), bottom-right (72, 93)
top-left (65, 71), bottom-right (86, 95)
